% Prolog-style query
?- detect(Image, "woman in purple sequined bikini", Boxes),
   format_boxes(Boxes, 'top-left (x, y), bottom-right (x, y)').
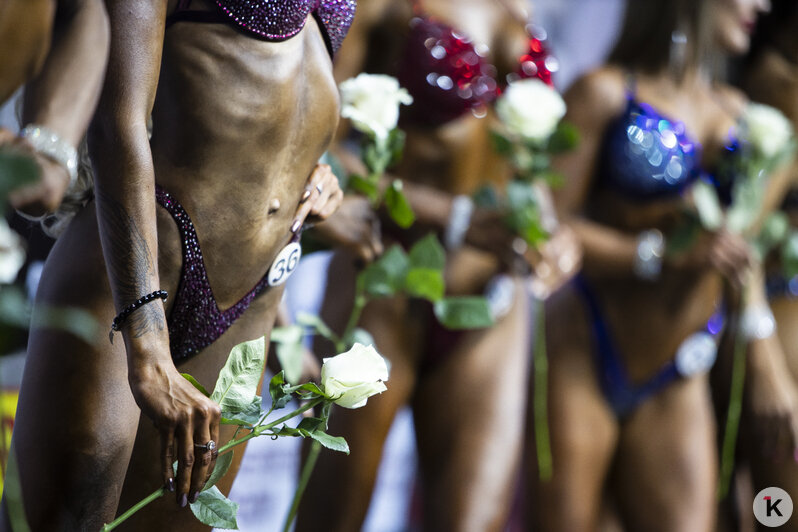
top-left (2, 0), bottom-right (348, 529)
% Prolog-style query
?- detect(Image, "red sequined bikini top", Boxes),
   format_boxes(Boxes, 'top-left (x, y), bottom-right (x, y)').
top-left (398, 2), bottom-right (557, 126)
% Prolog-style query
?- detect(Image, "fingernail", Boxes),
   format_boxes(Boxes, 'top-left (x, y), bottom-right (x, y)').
top-left (190, 491), bottom-right (199, 504)
top-left (290, 220), bottom-right (301, 233)
top-left (300, 189), bottom-right (311, 203)
top-left (166, 478), bottom-right (175, 492)
top-left (179, 493), bottom-right (188, 508)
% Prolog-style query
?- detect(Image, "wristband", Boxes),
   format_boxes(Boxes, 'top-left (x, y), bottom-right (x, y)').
top-left (19, 124), bottom-right (79, 188)
top-left (633, 229), bottom-right (665, 281)
top-left (741, 303), bottom-right (776, 341)
top-left (445, 195), bottom-right (474, 250)
top-left (109, 290), bottom-right (168, 343)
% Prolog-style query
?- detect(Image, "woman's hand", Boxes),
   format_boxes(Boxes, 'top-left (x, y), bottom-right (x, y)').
top-left (1, 130), bottom-right (71, 216)
top-left (747, 336), bottom-right (798, 462)
top-left (128, 352), bottom-right (221, 507)
top-left (291, 164), bottom-right (344, 232)
top-left (525, 224), bottom-right (583, 299)
top-left (310, 195), bottom-right (383, 263)
top-left (668, 228), bottom-right (753, 287)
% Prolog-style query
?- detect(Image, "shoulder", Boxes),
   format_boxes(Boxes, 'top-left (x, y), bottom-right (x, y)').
top-left (563, 66), bottom-right (628, 129)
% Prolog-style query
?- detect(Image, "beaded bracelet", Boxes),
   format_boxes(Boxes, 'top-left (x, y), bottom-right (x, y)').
top-left (109, 290), bottom-right (168, 343)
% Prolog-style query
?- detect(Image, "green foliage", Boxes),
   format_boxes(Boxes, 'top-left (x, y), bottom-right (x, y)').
top-left (210, 337), bottom-right (266, 413)
top-left (505, 180), bottom-right (548, 247)
top-left (408, 233), bottom-right (446, 270)
top-left (358, 245), bottom-right (409, 298)
top-left (384, 180), bottom-right (415, 228)
top-left (189, 486), bottom-right (239, 529)
top-left (181, 374), bottom-right (211, 397)
top-left (433, 297), bottom-right (494, 330)
top-left (203, 451), bottom-right (234, 491)
top-left (404, 269), bottom-right (445, 302)
top-left (307, 431), bottom-right (350, 454)
top-left (270, 325), bottom-right (305, 385)
top-left (347, 174), bottom-right (379, 202)
top-left (0, 150), bottom-right (40, 215)
top-left (546, 122), bottom-right (580, 154)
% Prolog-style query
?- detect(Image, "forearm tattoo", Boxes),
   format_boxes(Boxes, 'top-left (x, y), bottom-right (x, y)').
top-left (96, 187), bottom-right (165, 338)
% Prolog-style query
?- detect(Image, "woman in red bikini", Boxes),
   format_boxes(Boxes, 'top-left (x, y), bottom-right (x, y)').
top-left (2, 0), bottom-right (347, 529)
top-left (296, 0), bottom-right (580, 530)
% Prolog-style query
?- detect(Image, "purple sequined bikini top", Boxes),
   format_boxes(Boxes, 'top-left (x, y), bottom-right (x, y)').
top-left (167, 0), bottom-right (357, 56)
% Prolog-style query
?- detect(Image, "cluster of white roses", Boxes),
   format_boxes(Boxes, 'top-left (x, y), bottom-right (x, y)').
top-left (742, 102), bottom-right (794, 160)
top-left (496, 78), bottom-right (567, 143)
top-left (0, 219), bottom-right (24, 284)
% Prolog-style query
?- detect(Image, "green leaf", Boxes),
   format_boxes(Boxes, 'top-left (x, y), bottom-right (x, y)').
top-left (221, 395), bottom-right (263, 426)
top-left (343, 327), bottom-right (376, 350)
top-left (404, 268), bottom-right (445, 302)
top-left (490, 131), bottom-right (514, 156)
top-left (295, 312), bottom-right (339, 343)
top-left (472, 185), bottom-right (500, 208)
top-left (182, 373), bottom-right (211, 397)
top-left (433, 297), bottom-right (495, 330)
top-left (363, 141), bottom-right (391, 175)
top-left (276, 341), bottom-right (304, 386)
top-left (271, 425), bottom-right (303, 437)
top-left (0, 150), bottom-right (40, 212)
top-left (210, 337), bottom-right (266, 413)
top-left (782, 231), bottom-right (798, 278)
top-left (408, 233), bottom-right (446, 270)
top-left (384, 180), bottom-right (416, 229)
top-left (189, 485), bottom-right (239, 529)
top-left (203, 451), bottom-right (234, 491)
top-left (308, 431), bottom-right (350, 454)
top-left (298, 382), bottom-right (327, 397)
top-left (297, 416), bottom-right (326, 433)
top-left (357, 245), bottom-right (409, 297)
top-left (269, 372), bottom-right (291, 410)
top-left (387, 129), bottom-right (407, 167)
top-left (347, 174), bottom-right (379, 201)
top-left (546, 121), bottom-right (580, 154)
top-left (270, 325), bottom-right (304, 344)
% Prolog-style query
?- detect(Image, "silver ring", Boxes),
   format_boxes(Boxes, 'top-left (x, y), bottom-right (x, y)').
top-left (194, 440), bottom-right (216, 453)
top-left (315, 184), bottom-right (324, 194)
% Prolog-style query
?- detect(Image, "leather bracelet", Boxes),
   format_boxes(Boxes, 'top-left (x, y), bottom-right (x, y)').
top-left (109, 290), bottom-right (168, 343)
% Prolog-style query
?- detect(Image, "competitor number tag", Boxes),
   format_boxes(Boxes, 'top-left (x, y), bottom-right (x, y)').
top-left (267, 241), bottom-right (302, 286)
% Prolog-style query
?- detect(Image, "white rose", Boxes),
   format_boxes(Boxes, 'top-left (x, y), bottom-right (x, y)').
top-left (742, 102), bottom-right (794, 160)
top-left (0, 219), bottom-right (25, 284)
top-left (496, 78), bottom-right (566, 142)
top-left (339, 74), bottom-right (414, 142)
top-left (321, 343), bottom-right (388, 409)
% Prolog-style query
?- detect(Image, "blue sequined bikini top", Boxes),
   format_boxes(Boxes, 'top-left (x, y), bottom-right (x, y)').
top-left (599, 92), bottom-right (703, 200)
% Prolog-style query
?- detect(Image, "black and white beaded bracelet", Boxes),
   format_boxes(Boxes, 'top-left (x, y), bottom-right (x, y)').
top-left (109, 290), bottom-right (168, 343)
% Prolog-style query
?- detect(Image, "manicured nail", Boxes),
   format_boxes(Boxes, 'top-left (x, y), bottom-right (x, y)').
top-left (179, 493), bottom-right (188, 508)
top-left (166, 478), bottom-right (175, 492)
top-left (190, 491), bottom-right (199, 504)
top-left (300, 189), bottom-right (311, 203)
top-left (290, 220), bottom-right (301, 233)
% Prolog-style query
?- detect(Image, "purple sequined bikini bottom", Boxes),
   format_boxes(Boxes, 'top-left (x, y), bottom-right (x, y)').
top-left (156, 185), bottom-right (272, 361)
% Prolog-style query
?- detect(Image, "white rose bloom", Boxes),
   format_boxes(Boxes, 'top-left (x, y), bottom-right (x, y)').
top-left (743, 103), bottom-right (794, 159)
top-left (339, 74), bottom-right (414, 142)
top-left (0, 219), bottom-right (25, 284)
top-left (496, 78), bottom-right (566, 142)
top-left (321, 343), bottom-right (389, 409)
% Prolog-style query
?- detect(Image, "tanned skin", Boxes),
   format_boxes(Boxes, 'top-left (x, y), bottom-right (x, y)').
top-left (297, 1), bottom-right (580, 531)
top-left (0, 0), bottom-right (109, 215)
top-left (2, 0), bottom-right (342, 529)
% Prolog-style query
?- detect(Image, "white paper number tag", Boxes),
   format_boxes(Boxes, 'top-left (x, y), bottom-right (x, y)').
top-left (268, 242), bottom-right (302, 286)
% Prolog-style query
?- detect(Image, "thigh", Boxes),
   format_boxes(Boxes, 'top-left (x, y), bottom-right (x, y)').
top-left (614, 375), bottom-right (717, 532)
top-left (2, 207), bottom-right (141, 531)
top-left (412, 280), bottom-right (531, 532)
top-left (295, 294), bottom-right (422, 532)
top-left (527, 284), bottom-right (619, 532)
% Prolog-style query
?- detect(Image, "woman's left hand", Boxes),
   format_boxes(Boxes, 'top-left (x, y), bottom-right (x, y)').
top-left (525, 223), bottom-right (583, 299)
top-left (291, 164), bottom-right (344, 232)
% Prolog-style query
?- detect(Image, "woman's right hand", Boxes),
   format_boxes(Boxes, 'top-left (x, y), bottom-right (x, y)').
top-left (311, 195), bottom-right (384, 263)
top-left (668, 228), bottom-right (753, 287)
top-left (128, 352), bottom-right (221, 507)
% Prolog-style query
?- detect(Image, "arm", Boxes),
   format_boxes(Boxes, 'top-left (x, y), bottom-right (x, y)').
top-left (9, 0), bottom-right (109, 215)
top-left (88, 0), bottom-right (219, 506)
top-left (0, 0), bottom-right (55, 103)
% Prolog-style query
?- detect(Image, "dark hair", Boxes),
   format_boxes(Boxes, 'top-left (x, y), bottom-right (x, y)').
top-left (608, 0), bottom-right (713, 77)
top-left (749, 0), bottom-right (798, 60)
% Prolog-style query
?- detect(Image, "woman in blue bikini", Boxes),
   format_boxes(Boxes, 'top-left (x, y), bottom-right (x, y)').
top-left (527, 0), bottom-right (769, 529)
top-left (3, 0), bottom-right (347, 529)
